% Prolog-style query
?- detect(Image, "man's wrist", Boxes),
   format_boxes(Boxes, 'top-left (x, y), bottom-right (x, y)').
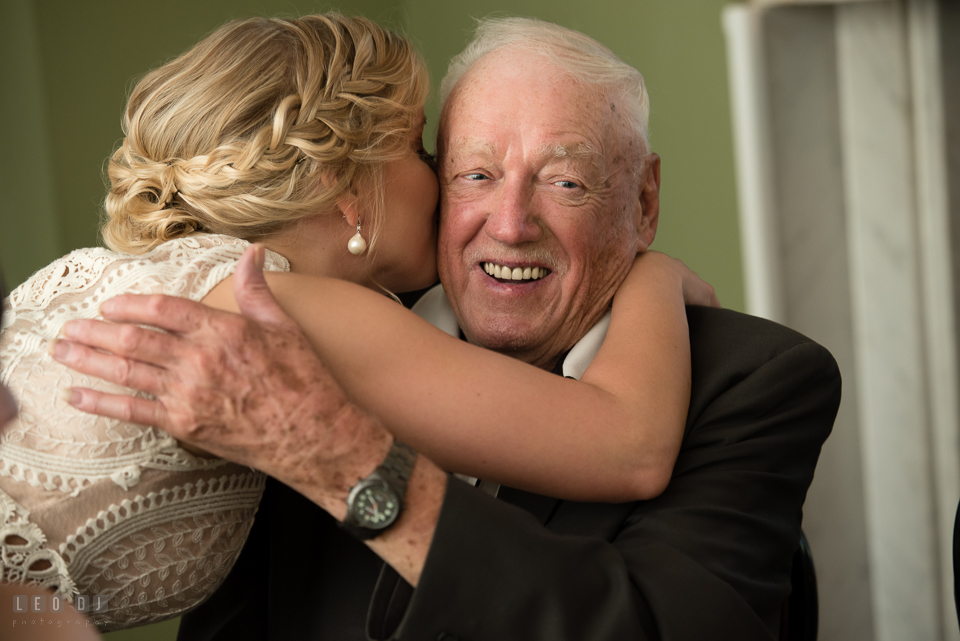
top-left (365, 456), bottom-right (447, 586)
top-left (283, 400), bottom-right (394, 519)
top-left (341, 439), bottom-right (418, 540)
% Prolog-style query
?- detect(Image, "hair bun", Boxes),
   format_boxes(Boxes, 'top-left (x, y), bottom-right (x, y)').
top-left (101, 14), bottom-right (428, 255)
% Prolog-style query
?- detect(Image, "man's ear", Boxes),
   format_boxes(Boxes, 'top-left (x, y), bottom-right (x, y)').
top-left (636, 153), bottom-right (660, 252)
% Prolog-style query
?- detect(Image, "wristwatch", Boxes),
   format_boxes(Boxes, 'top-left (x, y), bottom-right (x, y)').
top-left (341, 439), bottom-right (418, 540)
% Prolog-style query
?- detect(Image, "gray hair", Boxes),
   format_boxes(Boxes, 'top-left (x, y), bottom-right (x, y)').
top-left (439, 16), bottom-right (651, 154)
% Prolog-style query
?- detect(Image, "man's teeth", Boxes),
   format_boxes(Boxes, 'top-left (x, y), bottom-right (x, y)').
top-left (482, 262), bottom-right (549, 281)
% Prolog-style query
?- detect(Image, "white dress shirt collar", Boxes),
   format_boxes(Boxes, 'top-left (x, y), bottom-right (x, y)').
top-left (410, 284), bottom-right (611, 380)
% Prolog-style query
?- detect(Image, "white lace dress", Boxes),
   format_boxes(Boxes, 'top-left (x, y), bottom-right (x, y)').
top-left (0, 234), bottom-right (290, 630)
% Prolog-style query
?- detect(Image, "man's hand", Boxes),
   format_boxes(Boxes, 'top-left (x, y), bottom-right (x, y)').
top-left (51, 245), bottom-right (391, 515)
top-left (52, 245), bottom-right (445, 585)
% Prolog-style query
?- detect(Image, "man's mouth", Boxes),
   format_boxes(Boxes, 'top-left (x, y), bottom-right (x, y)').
top-left (481, 262), bottom-right (551, 282)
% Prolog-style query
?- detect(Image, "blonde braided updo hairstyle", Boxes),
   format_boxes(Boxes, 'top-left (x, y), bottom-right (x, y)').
top-left (103, 14), bottom-right (429, 254)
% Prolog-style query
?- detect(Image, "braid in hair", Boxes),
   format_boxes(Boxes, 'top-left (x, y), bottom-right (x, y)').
top-left (103, 13), bottom-right (428, 255)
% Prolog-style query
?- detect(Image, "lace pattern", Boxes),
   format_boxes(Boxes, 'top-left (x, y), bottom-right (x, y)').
top-left (0, 234), bottom-right (289, 630)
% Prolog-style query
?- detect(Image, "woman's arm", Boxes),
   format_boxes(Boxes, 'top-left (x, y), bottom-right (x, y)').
top-left (575, 252), bottom-right (716, 499)
top-left (202, 251), bottom-right (707, 503)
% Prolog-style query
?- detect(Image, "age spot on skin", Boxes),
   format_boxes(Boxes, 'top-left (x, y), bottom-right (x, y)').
top-left (242, 395), bottom-right (260, 412)
top-left (276, 363), bottom-right (307, 393)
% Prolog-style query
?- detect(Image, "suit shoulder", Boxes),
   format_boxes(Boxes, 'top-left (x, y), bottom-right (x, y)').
top-left (685, 306), bottom-right (839, 387)
top-left (683, 307), bottom-right (840, 449)
top-left (687, 306), bottom-right (832, 359)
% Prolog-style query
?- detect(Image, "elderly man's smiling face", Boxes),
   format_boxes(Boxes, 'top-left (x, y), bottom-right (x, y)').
top-left (437, 49), bottom-right (660, 369)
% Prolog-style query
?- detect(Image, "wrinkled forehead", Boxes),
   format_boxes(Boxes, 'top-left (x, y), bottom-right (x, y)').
top-left (439, 49), bottom-right (618, 142)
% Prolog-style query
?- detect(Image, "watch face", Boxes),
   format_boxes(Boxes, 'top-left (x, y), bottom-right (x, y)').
top-left (352, 482), bottom-right (400, 530)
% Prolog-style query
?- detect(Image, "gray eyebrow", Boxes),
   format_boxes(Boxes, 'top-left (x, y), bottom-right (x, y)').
top-left (447, 138), bottom-right (605, 174)
top-left (451, 137), bottom-right (499, 157)
top-left (537, 142), bottom-right (599, 161)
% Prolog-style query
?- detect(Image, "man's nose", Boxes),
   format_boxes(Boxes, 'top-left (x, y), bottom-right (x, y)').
top-left (485, 177), bottom-right (542, 245)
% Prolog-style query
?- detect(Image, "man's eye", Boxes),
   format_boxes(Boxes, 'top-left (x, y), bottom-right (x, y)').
top-left (465, 173), bottom-right (489, 181)
top-left (554, 180), bottom-right (580, 189)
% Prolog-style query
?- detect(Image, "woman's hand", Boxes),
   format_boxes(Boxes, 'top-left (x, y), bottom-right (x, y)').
top-left (622, 251), bottom-right (720, 309)
top-left (674, 256), bottom-right (720, 308)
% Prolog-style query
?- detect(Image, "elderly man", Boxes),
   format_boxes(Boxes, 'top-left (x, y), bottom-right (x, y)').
top-left (52, 17), bottom-right (839, 641)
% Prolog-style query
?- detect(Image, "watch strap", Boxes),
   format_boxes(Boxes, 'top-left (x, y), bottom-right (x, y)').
top-left (376, 438), bottom-right (417, 491)
top-left (341, 439), bottom-right (417, 540)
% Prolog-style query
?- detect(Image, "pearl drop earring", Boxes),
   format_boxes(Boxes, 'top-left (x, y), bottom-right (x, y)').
top-left (347, 216), bottom-right (367, 255)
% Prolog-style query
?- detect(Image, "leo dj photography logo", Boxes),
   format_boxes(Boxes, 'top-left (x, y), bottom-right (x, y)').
top-left (10, 593), bottom-right (109, 632)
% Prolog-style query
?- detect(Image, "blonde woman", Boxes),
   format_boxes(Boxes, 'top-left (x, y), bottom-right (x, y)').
top-left (0, 14), bottom-right (709, 630)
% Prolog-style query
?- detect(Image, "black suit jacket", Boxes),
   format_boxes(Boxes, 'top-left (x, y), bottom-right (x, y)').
top-left (178, 307), bottom-right (840, 641)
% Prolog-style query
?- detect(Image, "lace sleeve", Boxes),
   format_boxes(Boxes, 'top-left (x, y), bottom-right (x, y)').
top-left (0, 234), bottom-right (289, 631)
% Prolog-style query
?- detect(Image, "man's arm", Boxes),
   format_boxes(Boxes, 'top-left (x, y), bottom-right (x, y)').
top-left (368, 309), bottom-right (838, 640)
top-left (54, 247), bottom-right (839, 638)
top-left (52, 245), bottom-right (445, 586)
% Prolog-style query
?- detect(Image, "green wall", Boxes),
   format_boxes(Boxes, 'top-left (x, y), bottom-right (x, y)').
top-left (1, 1), bottom-right (743, 639)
